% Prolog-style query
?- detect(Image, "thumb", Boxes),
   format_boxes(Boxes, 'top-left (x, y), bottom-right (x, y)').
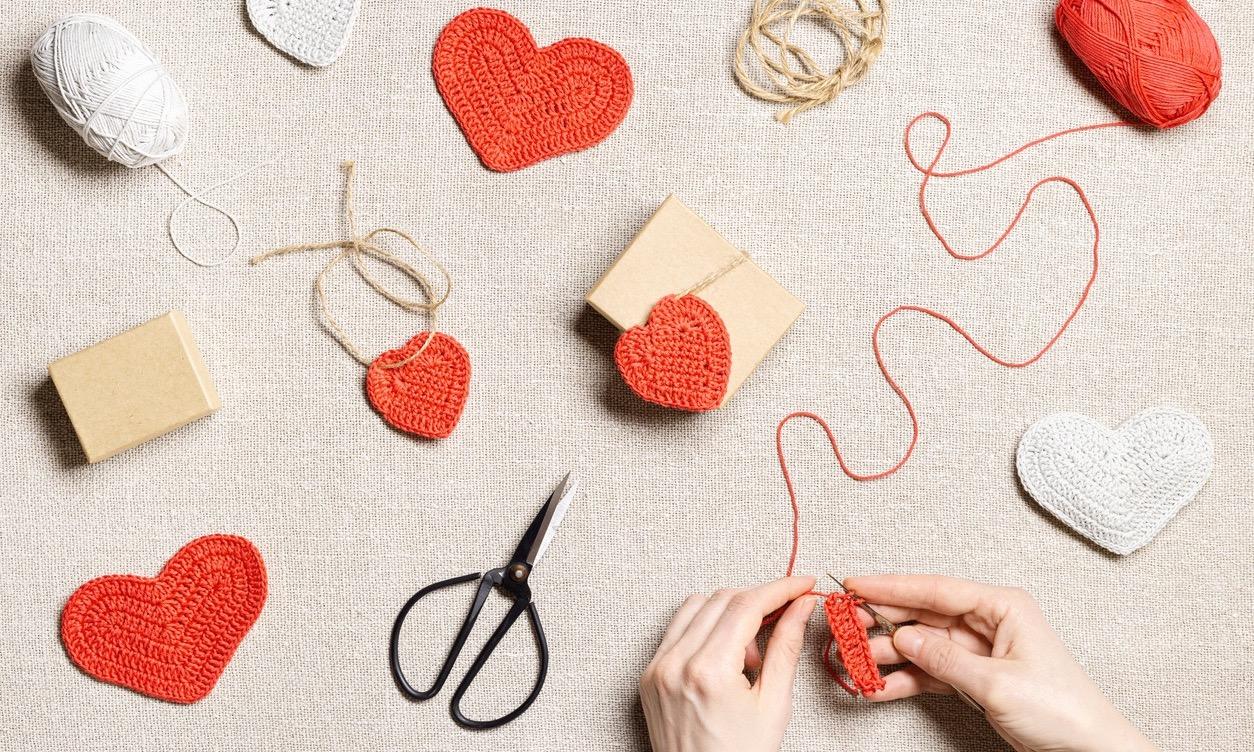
top-left (893, 626), bottom-right (994, 697)
top-left (756, 594), bottom-right (816, 702)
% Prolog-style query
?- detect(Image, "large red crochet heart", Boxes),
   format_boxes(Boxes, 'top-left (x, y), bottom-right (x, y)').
top-left (614, 295), bottom-right (731, 412)
top-left (432, 7), bottom-right (633, 172)
top-left (366, 332), bottom-right (471, 439)
top-left (60, 535), bottom-right (267, 704)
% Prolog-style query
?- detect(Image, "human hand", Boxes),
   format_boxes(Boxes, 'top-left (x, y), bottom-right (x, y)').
top-left (639, 576), bottom-right (817, 752)
top-left (845, 574), bottom-right (1158, 752)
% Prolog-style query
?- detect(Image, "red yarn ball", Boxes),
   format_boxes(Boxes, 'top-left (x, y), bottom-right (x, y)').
top-left (1056, 0), bottom-right (1221, 128)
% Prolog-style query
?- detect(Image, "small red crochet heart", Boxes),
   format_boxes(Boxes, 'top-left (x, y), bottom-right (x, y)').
top-left (366, 332), bottom-right (471, 439)
top-left (433, 7), bottom-right (633, 171)
top-left (614, 295), bottom-right (732, 412)
top-left (60, 535), bottom-right (267, 704)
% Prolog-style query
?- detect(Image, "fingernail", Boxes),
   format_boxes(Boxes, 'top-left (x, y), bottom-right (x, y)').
top-left (894, 626), bottom-right (924, 657)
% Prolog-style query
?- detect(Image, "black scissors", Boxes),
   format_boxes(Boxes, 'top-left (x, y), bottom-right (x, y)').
top-left (389, 471), bottom-right (578, 729)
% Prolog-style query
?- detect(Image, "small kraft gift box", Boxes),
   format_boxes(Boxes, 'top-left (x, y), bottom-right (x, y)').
top-left (48, 310), bottom-right (220, 463)
top-left (586, 196), bottom-right (804, 411)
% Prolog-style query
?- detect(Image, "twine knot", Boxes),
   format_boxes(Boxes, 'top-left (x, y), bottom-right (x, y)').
top-left (250, 161), bottom-right (450, 369)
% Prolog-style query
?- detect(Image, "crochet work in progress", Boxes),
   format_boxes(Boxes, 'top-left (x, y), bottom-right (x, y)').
top-left (366, 332), bottom-right (471, 440)
top-left (432, 7), bottom-right (633, 171)
top-left (247, 0), bottom-right (362, 67)
top-left (762, 418), bottom-right (885, 697)
top-left (60, 535), bottom-right (267, 704)
top-left (614, 295), bottom-right (732, 412)
top-left (1016, 406), bottom-right (1214, 555)
top-left (821, 592), bottom-right (886, 696)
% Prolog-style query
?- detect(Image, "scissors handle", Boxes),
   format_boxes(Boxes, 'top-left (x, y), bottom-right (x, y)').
top-left (388, 568), bottom-right (550, 729)
top-left (390, 571), bottom-right (485, 701)
top-left (450, 597), bottom-right (548, 729)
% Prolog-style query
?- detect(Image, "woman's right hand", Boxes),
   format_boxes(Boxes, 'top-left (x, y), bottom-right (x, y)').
top-left (845, 574), bottom-right (1158, 752)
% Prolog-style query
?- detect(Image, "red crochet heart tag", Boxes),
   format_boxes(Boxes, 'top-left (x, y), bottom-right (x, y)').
top-left (614, 295), bottom-right (732, 412)
top-left (433, 7), bottom-right (633, 171)
top-left (60, 535), bottom-right (267, 704)
top-left (366, 332), bottom-right (471, 439)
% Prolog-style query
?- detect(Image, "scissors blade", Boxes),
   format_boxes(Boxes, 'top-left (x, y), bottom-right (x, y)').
top-left (510, 471), bottom-right (579, 570)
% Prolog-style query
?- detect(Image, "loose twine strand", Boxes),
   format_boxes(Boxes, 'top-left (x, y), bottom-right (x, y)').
top-left (735, 0), bottom-right (887, 123)
top-left (250, 161), bottom-right (451, 369)
top-left (680, 252), bottom-right (749, 297)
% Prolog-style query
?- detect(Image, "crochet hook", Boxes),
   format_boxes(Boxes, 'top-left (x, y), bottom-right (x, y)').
top-left (830, 574), bottom-right (987, 715)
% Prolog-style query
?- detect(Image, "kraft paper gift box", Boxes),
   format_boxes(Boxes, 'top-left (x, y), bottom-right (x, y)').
top-left (48, 310), bottom-right (220, 463)
top-left (585, 195), bottom-right (804, 406)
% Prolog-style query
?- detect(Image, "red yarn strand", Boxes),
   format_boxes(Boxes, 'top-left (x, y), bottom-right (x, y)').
top-left (777, 112), bottom-right (1121, 484)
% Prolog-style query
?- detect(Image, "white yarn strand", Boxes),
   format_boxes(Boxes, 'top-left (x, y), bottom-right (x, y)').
top-left (158, 154), bottom-right (283, 268)
top-left (31, 14), bottom-right (277, 267)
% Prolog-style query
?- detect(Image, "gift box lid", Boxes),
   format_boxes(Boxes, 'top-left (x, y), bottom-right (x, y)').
top-left (48, 310), bottom-right (220, 463)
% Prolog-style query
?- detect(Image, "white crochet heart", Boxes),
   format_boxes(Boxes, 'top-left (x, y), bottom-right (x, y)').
top-left (247, 0), bottom-right (361, 67)
top-left (1016, 407), bottom-right (1213, 555)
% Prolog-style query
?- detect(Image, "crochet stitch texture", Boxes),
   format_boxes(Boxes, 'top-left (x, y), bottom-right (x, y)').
top-left (60, 535), bottom-right (267, 704)
top-left (1016, 406), bottom-right (1213, 555)
top-left (614, 295), bottom-right (732, 412)
top-left (432, 7), bottom-right (633, 171)
top-left (247, 0), bottom-right (361, 67)
top-left (823, 592), bottom-right (885, 696)
top-left (366, 332), bottom-right (471, 439)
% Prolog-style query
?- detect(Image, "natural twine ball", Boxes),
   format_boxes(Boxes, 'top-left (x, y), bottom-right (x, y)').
top-left (734, 0), bottom-right (887, 124)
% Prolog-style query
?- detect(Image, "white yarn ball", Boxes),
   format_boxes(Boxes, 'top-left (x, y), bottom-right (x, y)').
top-left (30, 14), bottom-right (188, 169)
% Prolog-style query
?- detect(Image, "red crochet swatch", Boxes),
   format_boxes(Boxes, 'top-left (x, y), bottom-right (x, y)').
top-left (822, 592), bottom-right (886, 697)
top-left (366, 332), bottom-right (471, 439)
top-left (614, 295), bottom-right (732, 412)
top-left (432, 7), bottom-right (633, 171)
top-left (60, 535), bottom-right (267, 704)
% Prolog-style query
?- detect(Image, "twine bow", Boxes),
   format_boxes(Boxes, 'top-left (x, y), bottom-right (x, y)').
top-left (250, 161), bottom-right (451, 369)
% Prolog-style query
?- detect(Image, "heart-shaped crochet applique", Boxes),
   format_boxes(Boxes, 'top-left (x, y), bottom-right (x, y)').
top-left (614, 295), bottom-right (731, 412)
top-left (366, 332), bottom-right (471, 439)
top-left (61, 535), bottom-right (267, 704)
top-left (247, 0), bottom-right (361, 67)
top-left (432, 7), bottom-right (633, 172)
top-left (1016, 406), bottom-right (1213, 555)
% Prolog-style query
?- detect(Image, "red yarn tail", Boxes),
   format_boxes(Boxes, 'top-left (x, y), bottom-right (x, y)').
top-left (777, 113), bottom-right (1129, 487)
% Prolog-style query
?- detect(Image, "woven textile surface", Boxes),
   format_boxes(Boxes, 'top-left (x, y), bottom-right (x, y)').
top-left (2, 1), bottom-right (1252, 750)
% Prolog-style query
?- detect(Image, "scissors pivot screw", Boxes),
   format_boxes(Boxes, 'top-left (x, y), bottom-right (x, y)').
top-left (508, 563), bottom-right (528, 582)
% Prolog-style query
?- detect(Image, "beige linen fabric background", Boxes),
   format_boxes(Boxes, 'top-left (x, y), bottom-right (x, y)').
top-left (2, 0), bottom-right (1252, 749)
